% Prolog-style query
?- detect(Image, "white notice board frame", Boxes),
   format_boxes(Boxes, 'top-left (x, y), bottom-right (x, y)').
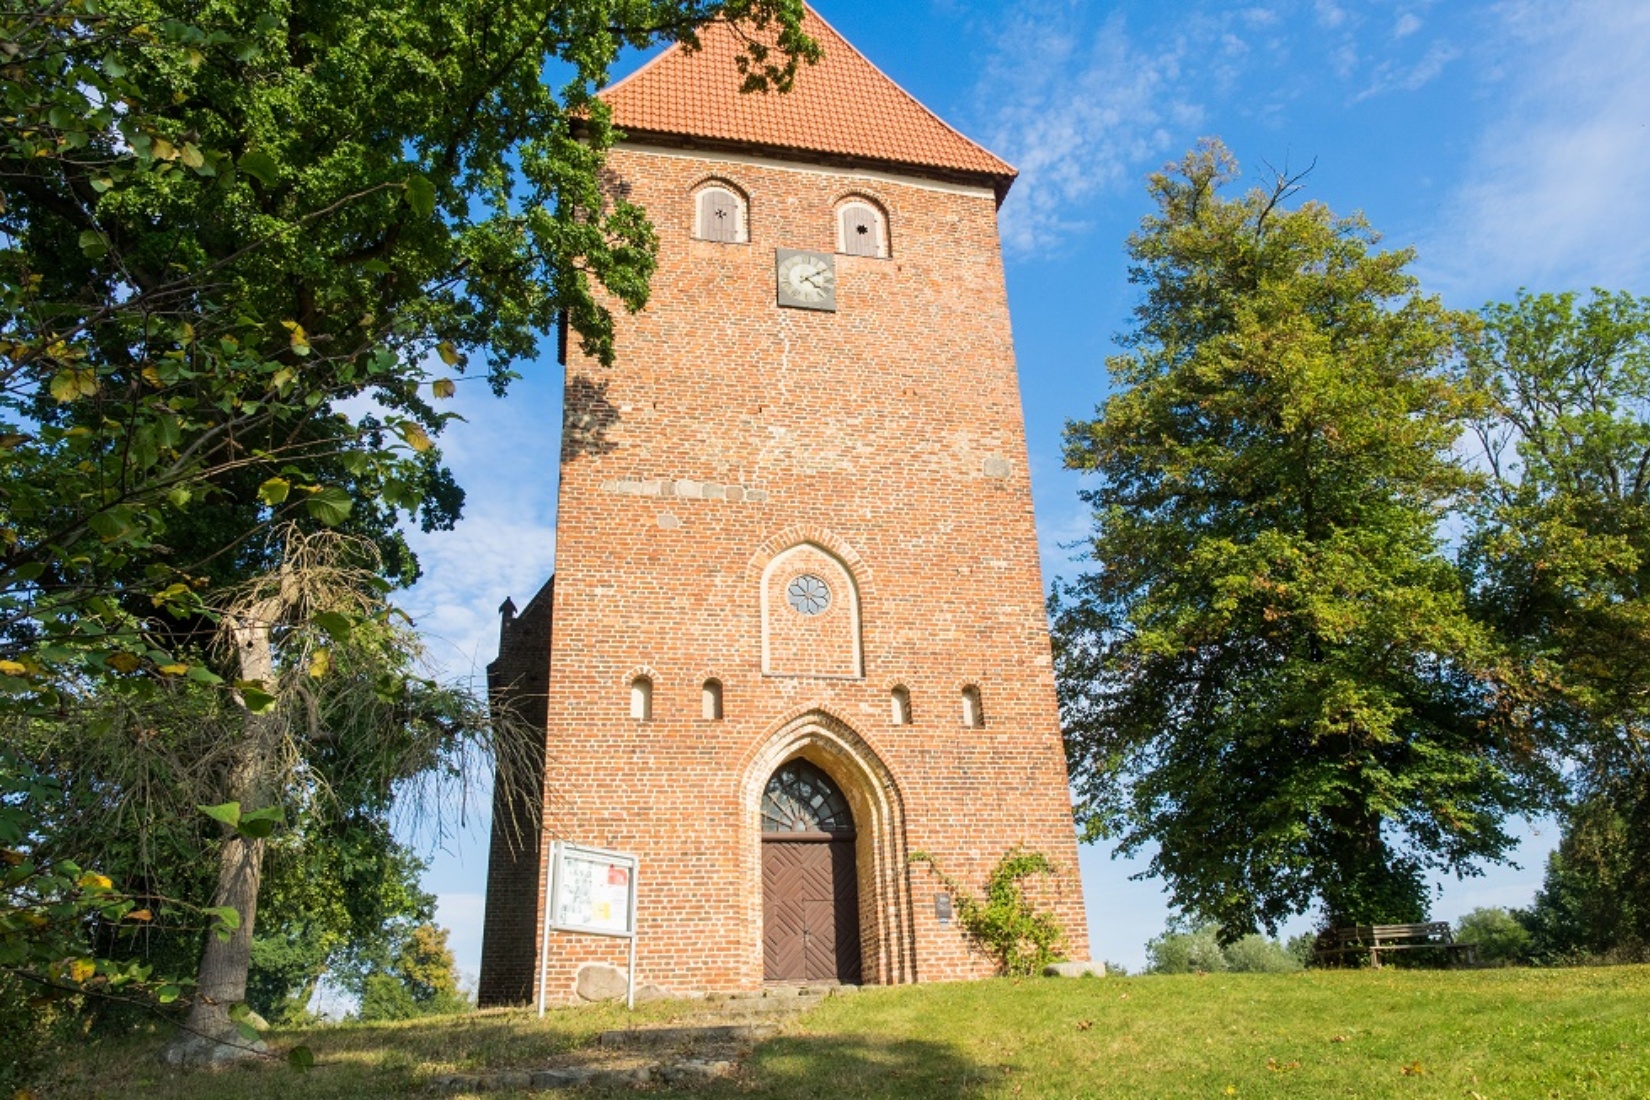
top-left (539, 841), bottom-right (640, 1015)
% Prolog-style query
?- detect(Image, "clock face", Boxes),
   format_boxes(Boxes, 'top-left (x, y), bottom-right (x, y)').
top-left (775, 249), bottom-right (837, 312)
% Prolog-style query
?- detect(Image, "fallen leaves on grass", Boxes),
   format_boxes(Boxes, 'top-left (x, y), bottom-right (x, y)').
top-left (1075, 1020), bottom-right (1093, 1031)
top-left (1330, 1035), bottom-right (1349, 1043)
top-left (1266, 1058), bottom-right (1301, 1073)
top-left (1400, 1062), bottom-right (1426, 1076)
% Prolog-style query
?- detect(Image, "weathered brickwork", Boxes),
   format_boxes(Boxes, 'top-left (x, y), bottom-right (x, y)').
top-left (479, 140), bottom-right (1089, 1005)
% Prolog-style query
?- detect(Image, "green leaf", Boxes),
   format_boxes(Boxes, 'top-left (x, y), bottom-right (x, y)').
top-left (87, 510), bottom-right (132, 540)
top-left (7, 562), bottom-right (46, 583)
top-left (304, 486), bottom-right (353, 526)
top-left (236, 806), bottom-right (283, 839)
top-left (205, 905), bottom-right (241, 931)
top-left (257, 477), bottom-right (291, 505)
top-left (157, 984), bottom-right (181, 1004)
top-left (198, 802), bottom-right (241, 828)
top-left (404, 174), bottom-right (436, 217)
top-left (239, 685), bottom-right (277, 714)
top-left (78, 229), bottom-right (107, 258)
top-left (238, 149), bottom-right (278, 186)
top-left (288, 1045), bottom-right (315, 1071)
top-left (312, 610), bottom-right (353, 642)
top-left (185, 664), bottom-right (224, 684)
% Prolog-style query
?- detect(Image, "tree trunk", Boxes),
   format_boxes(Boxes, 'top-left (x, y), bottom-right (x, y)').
top-left (164, 599), bottom-right (283, 1065)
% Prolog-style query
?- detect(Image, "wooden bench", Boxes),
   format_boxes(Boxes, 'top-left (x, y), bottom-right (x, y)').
top-left (1314, 922), bottom-right (1479, 969)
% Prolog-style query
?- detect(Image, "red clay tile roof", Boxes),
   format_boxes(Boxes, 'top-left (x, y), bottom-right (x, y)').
top-left (599, 4), bottom-right (1016, 190)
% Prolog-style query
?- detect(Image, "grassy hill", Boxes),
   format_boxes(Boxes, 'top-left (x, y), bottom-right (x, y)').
top-left (42, 966), bottom-right (1650, 1099)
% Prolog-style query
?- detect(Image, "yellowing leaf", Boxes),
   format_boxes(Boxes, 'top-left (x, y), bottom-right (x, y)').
top-left (49, 369), bottom-right (99, 402)
top-left (76, 872), bottom-right (112, 891)
top-left (141, 366), bottom-right (163, 387)
top-left (281, 319), bottom-right (310, 356)
top-left (150, 136), bottom-right (178, 161)
top-left (66, 958), bottom-right (96, 983)
top-left (157, 663), bottom-right (189, 676)
top-left (180, 142), bottom-right (205, 169)
top-left (0, 660), bottom-right (26, 675)
top-left (432, 378), bottom-right (456, 399)
top-left (257, 477), bottom-right (291, 505)
top-left (126, 908), bottom-right (153, 922)
top-left (436, 341), bottom-right (460, 366)
top-left (399, 422), bottom-right (432, 452)
top-left (106, 652), bottom-right (141, 673)
top-left (308, 648), bottom-right (331, 679)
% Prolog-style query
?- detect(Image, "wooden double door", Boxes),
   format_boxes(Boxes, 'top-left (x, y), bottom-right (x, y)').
top-left (761, 836), bottom-right (862, 984)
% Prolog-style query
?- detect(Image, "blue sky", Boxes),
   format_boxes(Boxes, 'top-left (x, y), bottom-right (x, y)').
top-left (392, 0), bottom-right (1650, 984)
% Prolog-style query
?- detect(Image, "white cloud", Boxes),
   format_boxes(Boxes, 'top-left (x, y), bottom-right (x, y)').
top-left (397, 373), bottom-right (561, 685)
top-left (970, 1), bottom-right (1471, 255)
top-left (1425, 0), bottom-right (1650, 300)
top-left (975, 7), bottom-right (1197, 254)
top-left (1353, 41), bottom-right (1461, 101)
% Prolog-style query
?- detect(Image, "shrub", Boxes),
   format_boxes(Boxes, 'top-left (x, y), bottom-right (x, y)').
top-left (1146, 926), bottom-right (1228, 974)
top-left (1455, 907), bottom-right (1533, 964)
top-left (1224, 934), bottom-right (1304, 973)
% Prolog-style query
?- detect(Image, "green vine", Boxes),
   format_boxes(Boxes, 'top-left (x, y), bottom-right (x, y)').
top-left (909, 848), bottom-right (1066, 977)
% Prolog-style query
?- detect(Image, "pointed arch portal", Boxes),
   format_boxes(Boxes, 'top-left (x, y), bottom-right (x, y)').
top-left (743, 709), bottom-right (914, 987)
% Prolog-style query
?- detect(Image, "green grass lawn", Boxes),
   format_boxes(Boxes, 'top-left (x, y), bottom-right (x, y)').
top-left (41, 966), bottom-right (1650, 1099)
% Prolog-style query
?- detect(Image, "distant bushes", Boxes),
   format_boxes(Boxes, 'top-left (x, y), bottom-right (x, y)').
top-left (1144, 926), bottom-right (1308, 974)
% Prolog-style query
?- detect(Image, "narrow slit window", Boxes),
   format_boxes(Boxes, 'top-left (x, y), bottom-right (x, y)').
top-left (630, 676), bottom-right (653, 721)
top-left (961, 685), bottom-right (983, 728)
top-left (838, 201), bottom-right (885, 257)
top-left (695, 186), bottom-right (746, 243)
top-left (891, 685), bottom-right (912, 726)
top-left (702, 678), bottom-right (724, 721)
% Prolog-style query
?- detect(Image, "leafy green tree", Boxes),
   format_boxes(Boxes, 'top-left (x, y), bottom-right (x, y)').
top-left (356, 922), bottom-right (467, 1021)
top-left (1462, 289), bottom-right (1650, 959)
top-left (247, 819), bottom-right (436, 1023)
top-left (1054, 140), bottom-right (1548, 936)
top-left (1519, 795), bottom-right (1649, 963)
top-left (1, 0), bottom-right (815, 1064)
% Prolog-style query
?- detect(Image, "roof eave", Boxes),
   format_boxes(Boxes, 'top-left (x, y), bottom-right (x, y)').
top-left (608, 128), bottom-right (1017, 206)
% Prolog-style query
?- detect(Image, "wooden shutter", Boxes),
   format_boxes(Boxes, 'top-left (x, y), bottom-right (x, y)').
top-left (841, 204), bottom-right (881, 257)
top-left (699, 189), bottom-right (740, 242)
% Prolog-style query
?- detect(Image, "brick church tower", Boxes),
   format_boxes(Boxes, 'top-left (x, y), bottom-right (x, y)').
top-left (478, 5), bottom-right (1089, 1006)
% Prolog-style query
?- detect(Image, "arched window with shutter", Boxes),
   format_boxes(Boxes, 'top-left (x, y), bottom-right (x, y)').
top-left (837, 199), bottom-right (887, 258)
top-left (694, 184), bottom-right (747, 243)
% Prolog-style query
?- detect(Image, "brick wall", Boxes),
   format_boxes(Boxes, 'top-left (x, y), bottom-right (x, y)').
top-left (479, 143), bottom-right (1089, 1005)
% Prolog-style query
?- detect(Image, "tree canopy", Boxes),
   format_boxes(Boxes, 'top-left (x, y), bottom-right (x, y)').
top-left (1054, 141), bottom-right (1550, 934)
top-left (1, 0), bottom-right (817, 1065)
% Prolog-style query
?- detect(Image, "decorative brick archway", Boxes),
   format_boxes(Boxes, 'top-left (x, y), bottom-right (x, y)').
top-left (739, 709), bottom-right (915, 986)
